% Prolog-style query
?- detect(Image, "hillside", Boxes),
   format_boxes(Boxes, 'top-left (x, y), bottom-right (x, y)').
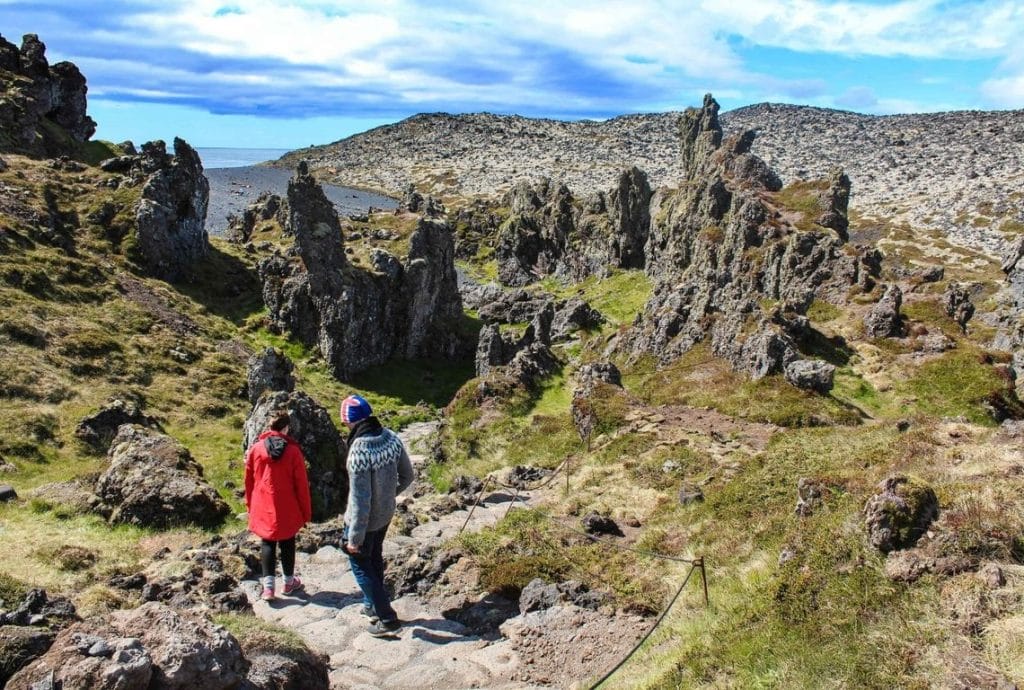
top-left (279, 103), bottom-right (1024, 257)
top-left (3, 32), bottom-right (1024, 690)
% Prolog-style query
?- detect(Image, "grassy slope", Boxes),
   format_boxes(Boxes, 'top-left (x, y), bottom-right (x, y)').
top-left (0, 155), bottom-right (475, 598)
top-left (2, 150), bottom-right (1023, 688)
top-left (430, 202), bottom-right (1024, 688)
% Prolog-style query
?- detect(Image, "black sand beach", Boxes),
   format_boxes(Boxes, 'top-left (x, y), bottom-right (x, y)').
top-left (204, 165), bottom-right (397, 235)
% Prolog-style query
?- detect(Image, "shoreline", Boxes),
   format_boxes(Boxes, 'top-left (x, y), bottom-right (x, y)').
top-left (204, 165), bottom-right (397, 236)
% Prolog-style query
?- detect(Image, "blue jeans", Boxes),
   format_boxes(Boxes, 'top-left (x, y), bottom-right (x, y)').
top-left (345, 526), bottom-right (397, 622)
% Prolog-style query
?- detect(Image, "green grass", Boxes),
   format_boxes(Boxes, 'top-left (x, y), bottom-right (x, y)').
top-left (540, 268), bottom-right (652, 327)
top-left (902, 349), bottom-right (1019, 425)
top-left (624, 423), bottom-right (947, 689)
top-left (458, 507), bottom-right (668, 613)
top-left (627, 346), bottom-right (862, 427)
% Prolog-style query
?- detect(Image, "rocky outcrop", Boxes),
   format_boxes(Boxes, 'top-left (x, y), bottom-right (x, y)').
top-left (109, 535), bottom-right (254, 615)
top-left (864, 284), bottom-right (904, 338)
top-left (0, 33), bottom-right (97, 157)
top-left (0, 626), bottom-right (55, 687)
top-left (474, 302), bottom-right (559, 388)
top-left (241, 643), bottom-right (330, 690)
top-left (991, 238), bottom-right (1024, 384)
top-left (495, 167), bottom-right (654, 285)
top-left (246, 348), bottom-right (296, 405)
top-left (625, 94), bottom-right (869, 380)
top-left (92, 425), bottom-right (230, 529)
top-left (243, 391), bottom-right (347, 521)
top-left (518, 578), bottom-right (609, 613)
top-left (135, 138), bottom-right (210, 281)
top-left (259, 164), bottom-right (465, 380)
top-left (226, 192), bottom-right (285, 244)
top-left (6, 603), bottom-right (249, 690)
top-left (74, 394), bottom-right (161, 452)
top-left (863, 475), bottom-right (939, 553)
top-left (570, 361), bottom-right (623, 442)
top-left (944, 282), bottom-right (975, 333)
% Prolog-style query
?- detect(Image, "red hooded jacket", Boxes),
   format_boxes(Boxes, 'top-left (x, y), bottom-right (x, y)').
top-left (244, 430), bottom-right (312, 541)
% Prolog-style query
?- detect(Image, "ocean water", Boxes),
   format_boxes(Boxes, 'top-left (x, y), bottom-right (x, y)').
top-left (197, 147), bottom-right (291, 169)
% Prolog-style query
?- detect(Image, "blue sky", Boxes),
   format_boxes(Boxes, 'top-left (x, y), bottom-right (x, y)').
top-left (1, 0), bottom-right (1022, 148)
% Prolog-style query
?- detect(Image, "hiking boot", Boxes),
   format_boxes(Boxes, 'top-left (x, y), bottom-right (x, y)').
top-left (367, 619), bottom-right (401, 637)
top-left (260, 587), bottom-right (275, 601)
top-left (282, 577), bottom-right (303, 595)
top-left (360, 604), bottom-right (378, 621)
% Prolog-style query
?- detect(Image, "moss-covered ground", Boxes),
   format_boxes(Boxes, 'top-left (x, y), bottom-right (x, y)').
top-left (2, 150), bottom-right (1024, 688)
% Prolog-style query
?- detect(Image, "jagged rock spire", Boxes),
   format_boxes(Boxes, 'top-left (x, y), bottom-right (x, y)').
top-left (679, 93), bottom-right (723, 178)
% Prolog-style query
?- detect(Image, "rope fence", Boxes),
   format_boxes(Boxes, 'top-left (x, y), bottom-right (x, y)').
top-left (454, 460), bottom-right (710, 689)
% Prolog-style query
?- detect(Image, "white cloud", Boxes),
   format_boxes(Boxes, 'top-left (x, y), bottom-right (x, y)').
top-left (8, 0), bottom-right (1024, 117)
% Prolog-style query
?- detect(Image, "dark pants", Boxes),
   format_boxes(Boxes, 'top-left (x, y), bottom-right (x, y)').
top-left (346, 527), bottom-right (397, 622)
top-left (260, 537), bottom-right (296, 579)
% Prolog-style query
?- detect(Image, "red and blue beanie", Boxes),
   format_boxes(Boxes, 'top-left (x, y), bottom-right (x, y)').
top-left (340, 394), bottom-right (372, 424)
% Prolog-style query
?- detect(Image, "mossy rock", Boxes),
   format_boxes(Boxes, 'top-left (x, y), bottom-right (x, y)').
top-left (863, 475), bottom-right (939, 553)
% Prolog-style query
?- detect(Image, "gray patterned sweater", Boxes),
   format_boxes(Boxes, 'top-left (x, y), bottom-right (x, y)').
top-left (344, 427), bottom-right (414, 546)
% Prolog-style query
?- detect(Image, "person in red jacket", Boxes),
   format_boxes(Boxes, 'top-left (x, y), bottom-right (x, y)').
top-left (244, 411), bottom-right (312, 601)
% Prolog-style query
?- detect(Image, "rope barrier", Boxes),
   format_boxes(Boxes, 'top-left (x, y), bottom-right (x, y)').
top-left (587, 562), bottom-right (698, 690)
top-left (454, 469), bottom-right (711, 690)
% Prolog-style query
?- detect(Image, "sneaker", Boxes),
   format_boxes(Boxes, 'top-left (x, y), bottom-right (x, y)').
top-left (282, 577), bottom-right (303, 595)
top-left (260, 587), bottom-right (275, 601)
top-left (367, 619), bottom-right (401, 637)
top-left (360, 604), bottom-right (378, 621)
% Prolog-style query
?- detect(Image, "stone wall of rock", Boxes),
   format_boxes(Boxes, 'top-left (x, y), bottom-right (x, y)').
top-left (134, 138), bottom-right (210, 281)
top-left (6, 603), bottom-right (249, 690)
top-left (243, 390), bottom-right (347, 521)
top-left (0, 33), bottom-right (97, 157)
top-left (259, 164), bottom-right (465, 380)
top-left (624, 94), bottom-right (870, 383)
top-left (495, 167), bottom-right (653, 285)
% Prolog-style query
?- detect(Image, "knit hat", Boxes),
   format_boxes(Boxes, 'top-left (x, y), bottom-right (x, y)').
top-left (340, 394), bottom-right (372, 424)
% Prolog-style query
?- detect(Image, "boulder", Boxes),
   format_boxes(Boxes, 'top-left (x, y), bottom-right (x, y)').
top-left (863, 475), bottom-right (938, 553)
top-left (864, 284), bottom-right (904, 338)
top-left (795, 478), bottom-right (825, 517)
top-left (784, 359), bottom-right (836, 394)
top-left (242, 645), bottom-right (329, 690)
top-left (243, 391), bottom-right (347, 521)
top-left (226, 192), bottom-right (284, 244)
top-left (245, 348), bottom-right (296, 404)
top-left (92, 426), bottom-right (229, 529)
top-left (580, 512), bottom-right (623, 536)
top-left (0, 589), bottom-right (77, 628)
top-left (0, 484), bottom-right (16, 502)
top-left (815, 168), bottom-right (851, 239)
top-left (678, 484), bottom-right (705, 505)
top-left (504, 465), bottom-right (551, 489)
top-left (74, 394), bottom-right (161, 452)
top-left (944, 282), bottom-right (975, 333)
top-left (135, 138), bottom-right (210, 281)
top-left (495, 168), bottom-right (654, 285)
top-left (6, 603), bottom-right (248, 690)
top-left (0, 626), bottom-right (55, 686)
top-left (574, 361), bottom-right (622, 389)
top-left (551, 298), bottom-right (604, 340)
top-left (518, 578), bottom-right (562, 613)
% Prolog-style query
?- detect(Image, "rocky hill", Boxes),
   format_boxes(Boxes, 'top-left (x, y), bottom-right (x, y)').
top-left (281, 103), bottom-right (1024, 257)
top-left (6, 32), bottom-right (1024, 690)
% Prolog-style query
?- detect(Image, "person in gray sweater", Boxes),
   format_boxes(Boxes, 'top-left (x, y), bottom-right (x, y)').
top-left (340, 394), bottom-right (414, 636)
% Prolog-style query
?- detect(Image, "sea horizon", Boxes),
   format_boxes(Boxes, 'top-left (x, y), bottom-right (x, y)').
top-left (197, 147), bottom-right (292, 169)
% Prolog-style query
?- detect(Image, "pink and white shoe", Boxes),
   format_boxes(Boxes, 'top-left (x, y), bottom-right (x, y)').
top-left (283, 577), bottom-right (304, 595)
top-left (260, 587), bottom-right (275, 601)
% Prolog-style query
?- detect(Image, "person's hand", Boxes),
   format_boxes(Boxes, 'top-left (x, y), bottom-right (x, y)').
top-left (345, 542), bottom-right (361, 554)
